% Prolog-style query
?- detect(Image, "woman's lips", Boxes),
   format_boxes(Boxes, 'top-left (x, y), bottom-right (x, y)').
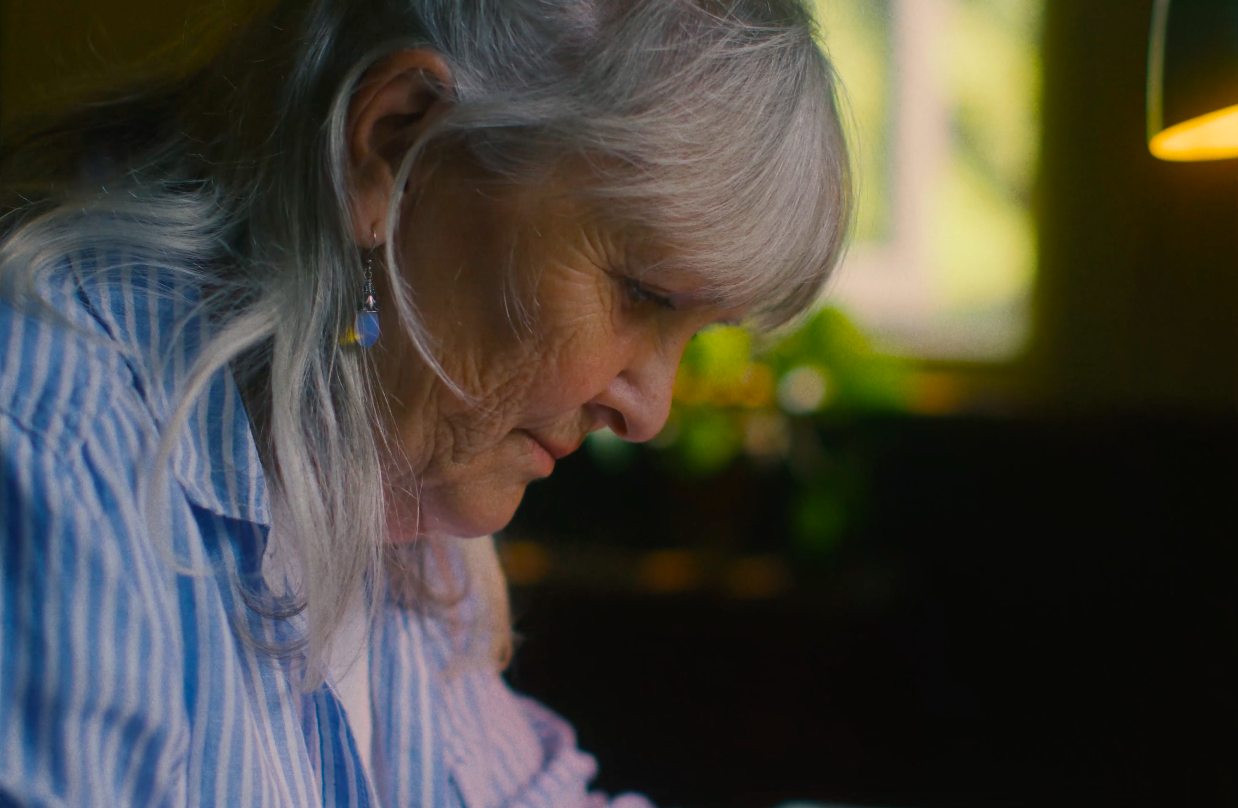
top-left (531, 434), bottom-right (580, 460)
top-left (521, 430), bottom-right (557, 475)
top-left (520, 430), bottom-right (583, 476)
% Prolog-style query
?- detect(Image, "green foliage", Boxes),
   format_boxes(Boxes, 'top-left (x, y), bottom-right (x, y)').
top-left (675, 409), bottom-right (742, 478)
top-left (624, 307), bottom-right (902, 563)
top-left (762, 308), bottom-right (910, 413)
top-left (655, 307), bottom-right (912, 482)
top-left (681, 324), bottom-right (752, 381)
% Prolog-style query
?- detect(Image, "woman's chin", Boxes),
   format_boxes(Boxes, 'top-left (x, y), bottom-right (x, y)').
top-left (386, 442), bottom-right (549, 541)
top-left (409, 480), bottom-right (530, 540)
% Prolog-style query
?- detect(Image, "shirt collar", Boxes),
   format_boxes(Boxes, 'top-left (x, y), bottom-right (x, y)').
top-left (169, 364), bottom-right (272, 527)
top-left (73, 250), bottom-right (272, 526)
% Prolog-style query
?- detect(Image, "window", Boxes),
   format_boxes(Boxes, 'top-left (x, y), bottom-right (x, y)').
top-left (817, 0), bottom-right (1043, 361)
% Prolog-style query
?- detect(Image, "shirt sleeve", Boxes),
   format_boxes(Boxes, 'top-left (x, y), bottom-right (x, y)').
top-left (373, 548), bottom-right (660, 808)
top-left (0, 412), bottom-right (190, 807)
top-left (434, 659), bottom-right (658, 808)
top-left (511, 694), bottom-right (659, 808)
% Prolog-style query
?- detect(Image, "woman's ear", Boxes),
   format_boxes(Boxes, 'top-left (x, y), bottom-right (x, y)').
top-left (346, 49), bottom-right (454, 246)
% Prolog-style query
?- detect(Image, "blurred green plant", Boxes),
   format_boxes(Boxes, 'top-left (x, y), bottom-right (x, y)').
top-left (653, 306), bottom-right (911, 479)
top-left (620, 306), bottom-right (905, 560)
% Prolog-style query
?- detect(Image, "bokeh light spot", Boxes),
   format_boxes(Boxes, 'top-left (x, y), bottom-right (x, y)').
top-left (777, 366), bottom-right (831, 414)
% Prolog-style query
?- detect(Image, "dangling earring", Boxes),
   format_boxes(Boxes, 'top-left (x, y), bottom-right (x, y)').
top-left (342, 229), bottom-right (381, 348)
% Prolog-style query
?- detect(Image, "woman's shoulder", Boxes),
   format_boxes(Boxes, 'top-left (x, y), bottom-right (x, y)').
top-left (1, 244), bottom-right (271, 524)
top-left (0, 251), bottom-right (262, 807)
top-left (0, 249), bottom-right (144, 459)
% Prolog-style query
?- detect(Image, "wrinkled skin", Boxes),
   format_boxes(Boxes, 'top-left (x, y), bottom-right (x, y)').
top-left (348, 51), bottom-right (739, 540)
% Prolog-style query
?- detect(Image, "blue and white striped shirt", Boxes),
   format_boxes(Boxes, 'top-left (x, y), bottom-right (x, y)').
top-left (0, 249), bottom-right (654, 808)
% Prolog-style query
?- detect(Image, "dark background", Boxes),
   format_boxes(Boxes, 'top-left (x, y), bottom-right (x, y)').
top-left (3, 1), bottom-right (1236, 806)
top-left (505, 413), bottom-right (1236, 808)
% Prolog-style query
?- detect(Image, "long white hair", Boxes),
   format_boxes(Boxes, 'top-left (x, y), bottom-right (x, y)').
top-left (0, 0), bottom-right (852, 689)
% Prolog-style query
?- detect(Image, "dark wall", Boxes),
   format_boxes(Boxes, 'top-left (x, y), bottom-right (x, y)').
top-left (1031, 0), bottom-right (1237, 414)
top-left (0, 0), bottom-right (197, 125)
top-left (507, 411), bottom-right (1238, 808)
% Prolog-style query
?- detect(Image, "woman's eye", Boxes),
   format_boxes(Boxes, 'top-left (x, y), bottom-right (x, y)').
top-left (621, 276), bottom-right (676, 311)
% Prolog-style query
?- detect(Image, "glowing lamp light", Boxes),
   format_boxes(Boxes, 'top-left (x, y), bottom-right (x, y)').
top-left (1146, 0), bottom-right (1238, 162)
top-left (1149, 104), bottom-right (1238, 160)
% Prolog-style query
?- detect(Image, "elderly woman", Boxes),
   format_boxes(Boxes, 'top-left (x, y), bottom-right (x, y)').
top-left (0, 0), bottom-right (850, 805)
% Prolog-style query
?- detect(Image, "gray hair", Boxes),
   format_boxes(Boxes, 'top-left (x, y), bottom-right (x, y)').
top-left (0, 0), bottom-right (851, 688)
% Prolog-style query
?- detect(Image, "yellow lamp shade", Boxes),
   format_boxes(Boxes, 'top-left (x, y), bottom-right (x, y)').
top-left (1149, 104), bottom-right (1238, 161)
top-left (1146, 0), bottom-right (1238, 162)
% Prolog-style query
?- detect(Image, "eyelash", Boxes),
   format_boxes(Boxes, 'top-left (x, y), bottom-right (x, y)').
top-left (621, 276), bottom-right (676, 311)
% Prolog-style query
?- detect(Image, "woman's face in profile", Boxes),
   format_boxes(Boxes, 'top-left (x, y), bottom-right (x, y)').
top-left (376, 158), bottom-right (737, 541)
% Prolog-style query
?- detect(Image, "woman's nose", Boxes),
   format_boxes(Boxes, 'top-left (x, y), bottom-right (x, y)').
top-left (588, 344), bottom-right (680, 443)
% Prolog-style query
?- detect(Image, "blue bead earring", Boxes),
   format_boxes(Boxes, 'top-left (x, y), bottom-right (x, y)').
top-left (342, 229), bottom-right (381, 348)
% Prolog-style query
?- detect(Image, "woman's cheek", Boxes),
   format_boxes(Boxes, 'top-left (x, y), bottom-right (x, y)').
top-left (545, 352), bottom-right (621, 412)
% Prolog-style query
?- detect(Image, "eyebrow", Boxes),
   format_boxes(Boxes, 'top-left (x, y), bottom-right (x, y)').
top-left (633, 259), bottom-right (747, 320)
top-left (662, 289), bottom-right (748, 326)
top-left (659, 287), bottom-right (720, 311)
top-left (665, 290), bottom-right (703, 309)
